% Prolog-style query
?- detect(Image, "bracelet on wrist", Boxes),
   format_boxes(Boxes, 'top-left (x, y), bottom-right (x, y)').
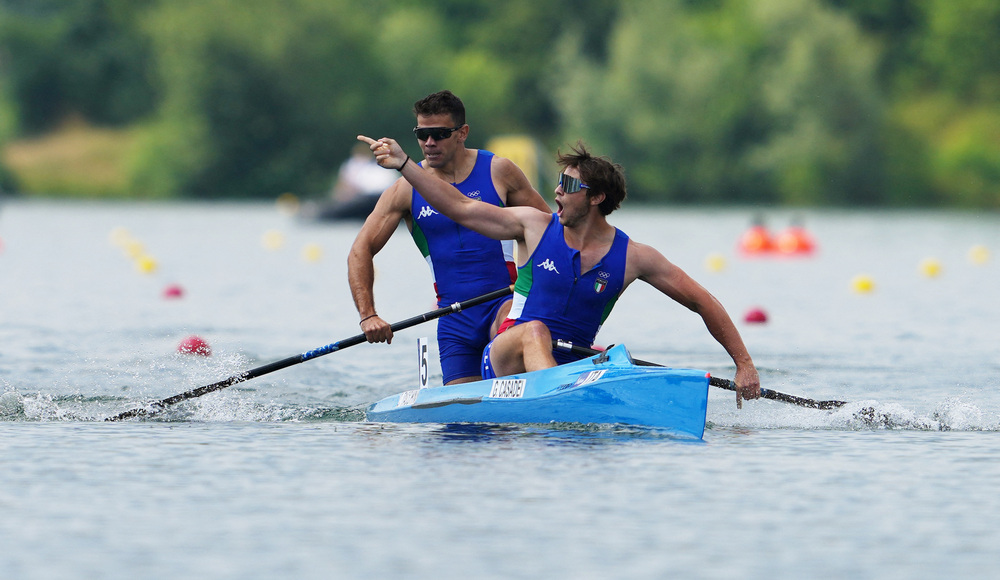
top-left (396, 156), bottom-right (410, 172)
top-left (359, 314), bottom-right (378, 326)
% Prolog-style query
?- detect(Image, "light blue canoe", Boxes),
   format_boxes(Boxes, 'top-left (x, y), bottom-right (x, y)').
top-left (366, 344), bottom-right (710, 439)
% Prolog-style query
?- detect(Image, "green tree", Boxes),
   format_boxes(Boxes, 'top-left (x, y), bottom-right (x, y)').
top-left (553, 0), bottom-right (885, 205)
top-left (0, 0), bottom-right (159, 134)
top-left (129, 0), bottom-right (395, 198)
top-left (128, 0), bottom-right (622, 198)
top-left (884, 0), bottom-right (1000, 207)
top-left (746, 0), bottom-right (886, 205)
top-left (420, 0), bottom-right (619, 138)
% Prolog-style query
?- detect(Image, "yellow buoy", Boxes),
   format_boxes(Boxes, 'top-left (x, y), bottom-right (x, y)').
top-left (123, 240), bottom-right (145, 259)
top-left (261, 230), bottom-right (285, 251)
top-left (851, 274), bottom-right (875, 294)
top-left (968, 245), bottom-right (990, 265)
top-left (705, 252), bottom-right (727, 273)
top-left (302, 243), bottom-right (323, 263)
top-left (135, 254), bottom-right (158, 274)
top-left (108, 227), bottom-right (133, 247)
top-left (919, 257), bottom-right (942, 278)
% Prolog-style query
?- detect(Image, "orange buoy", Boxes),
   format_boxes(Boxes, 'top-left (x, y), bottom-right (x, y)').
top-left (774, 225), bottom-right (816, 255)
top-left (739, 224), bottom-right (774, 255)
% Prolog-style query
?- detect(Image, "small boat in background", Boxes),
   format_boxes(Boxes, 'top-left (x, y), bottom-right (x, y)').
top-left (300, 142), bottom-right (396, 222)
top-left (298, 194), bottom-right (380, 222)
top-left (366, 344), bottom-right (710, 439)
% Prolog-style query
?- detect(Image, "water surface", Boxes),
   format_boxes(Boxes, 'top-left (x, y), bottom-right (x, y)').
top-left (1, 201), bottom-right (998, 578)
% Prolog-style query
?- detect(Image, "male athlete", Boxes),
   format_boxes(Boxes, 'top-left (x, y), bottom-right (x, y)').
top-left (359, 135), bottom-right (761, 402)
top-left (348, 90), bottom-right (550, 385)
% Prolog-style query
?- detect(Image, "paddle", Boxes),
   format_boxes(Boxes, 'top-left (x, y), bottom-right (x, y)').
top-left (105, 286), bottom-right (514, 421)
top-left (552, 340), bottom-right (847, 410)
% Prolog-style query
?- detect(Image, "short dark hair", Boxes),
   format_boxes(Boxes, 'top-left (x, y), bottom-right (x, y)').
top-left (413, 90), bottom-right (466, 126)
top-left (556, 141), bottom-right (627, 215)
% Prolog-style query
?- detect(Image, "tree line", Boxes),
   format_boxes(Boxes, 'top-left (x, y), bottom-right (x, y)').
top-left (1, 0), bottom-right (998, 206)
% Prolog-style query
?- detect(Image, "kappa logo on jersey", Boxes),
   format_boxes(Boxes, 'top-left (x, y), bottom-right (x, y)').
top-left (595, 270), bottom-right (610, 293)
top-left (416, 206), bottom-right (439, 219)
top-left (537, 258), bottom-right (560, 274)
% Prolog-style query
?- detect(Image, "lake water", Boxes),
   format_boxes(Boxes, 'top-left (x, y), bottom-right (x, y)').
top-left (1, 199), bottom-right (998, 579)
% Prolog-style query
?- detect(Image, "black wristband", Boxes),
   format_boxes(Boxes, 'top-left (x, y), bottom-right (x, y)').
top-left (359, 314), bottom-right (378, 326)
top-left (396, 156), bottom-right (410, 172)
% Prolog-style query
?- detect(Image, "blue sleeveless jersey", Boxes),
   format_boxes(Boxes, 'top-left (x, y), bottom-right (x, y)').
top-left (508, 214), bottom-right (629, 361)
top-left (409, 150), bottom-right (515, 383)
top-left (410, 150), bottom-right (514, 305)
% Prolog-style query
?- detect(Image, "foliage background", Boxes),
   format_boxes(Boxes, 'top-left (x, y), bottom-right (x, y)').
top-left (1, 0), bottom-right (998, 206)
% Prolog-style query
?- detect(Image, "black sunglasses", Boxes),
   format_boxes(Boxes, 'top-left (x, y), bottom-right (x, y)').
top-left (557, 173), bottom-right (590, 194)
top-left (412, 125), bottom-right (465, 141)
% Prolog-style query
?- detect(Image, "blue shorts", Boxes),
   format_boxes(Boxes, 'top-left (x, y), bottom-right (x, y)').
top-left (480, 339), bottom-right (499, 380)
top-left (479, 322), bottom-right (584, 380)
top-left (437, 296), bottom-right (509, 383)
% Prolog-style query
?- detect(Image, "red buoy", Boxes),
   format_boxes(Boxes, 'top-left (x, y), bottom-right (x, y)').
top-left (162, 284), bottom-right (184, 299)
top-left (743, 307), bottom-right (768, 324)
top-left (178, 335), bottom-right (211, 356)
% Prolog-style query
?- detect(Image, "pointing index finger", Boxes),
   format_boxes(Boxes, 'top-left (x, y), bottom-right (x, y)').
top-left (357, 135), bottom-right (378, 146)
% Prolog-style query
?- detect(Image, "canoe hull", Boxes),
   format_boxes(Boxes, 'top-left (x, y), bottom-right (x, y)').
top-left (366, 345), bottom-right (709, 439)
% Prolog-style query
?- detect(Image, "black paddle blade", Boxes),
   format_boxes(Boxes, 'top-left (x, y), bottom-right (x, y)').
top-left (708, 377), bottom-right (847, 410)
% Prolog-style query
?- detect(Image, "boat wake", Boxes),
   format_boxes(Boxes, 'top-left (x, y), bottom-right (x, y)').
top-left (4, 384), bottom-right (996, 434)
top-left (842, 398), bottom-right (991, 431)
top-left (709, 395), bottom-right (1000, 432)
top-left (0, 388), bottom-right (367, 423)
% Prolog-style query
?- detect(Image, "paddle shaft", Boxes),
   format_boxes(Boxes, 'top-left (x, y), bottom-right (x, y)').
top-left (106, 286), bottom-right (514, 421)
top-left (552, 340), bottom-right (847, 410)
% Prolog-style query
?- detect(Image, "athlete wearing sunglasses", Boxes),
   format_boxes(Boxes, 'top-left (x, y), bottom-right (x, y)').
top-left (413, 125), bottom-right (466, 142)
top-left (556, 173), bottom-right (589, 194)
top-left (360, 135), bottom-right (762, 405)
top-left (348, 90), bottom-right (551, 386)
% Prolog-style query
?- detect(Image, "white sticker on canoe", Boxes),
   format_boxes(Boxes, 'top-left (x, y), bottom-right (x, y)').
top-left (573, 370), bottom-right (606, 387)
top-left (397, 389), bottom-right (419, 408)
top-left (489, 379), bottom-right (526, 399)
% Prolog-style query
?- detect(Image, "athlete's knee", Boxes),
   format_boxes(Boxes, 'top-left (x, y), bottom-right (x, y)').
top-left (519, 320), bottom-right (552, 346)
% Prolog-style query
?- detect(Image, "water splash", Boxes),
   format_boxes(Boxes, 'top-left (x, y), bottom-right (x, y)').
top-left (0, 390), bottom-right (25, 418)
top-left (931, 397), bottom-right (988, 431)
top-left (709, 396), bottom-right (999, 432)
top-left (834, 402), bottom-right (940, 430)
